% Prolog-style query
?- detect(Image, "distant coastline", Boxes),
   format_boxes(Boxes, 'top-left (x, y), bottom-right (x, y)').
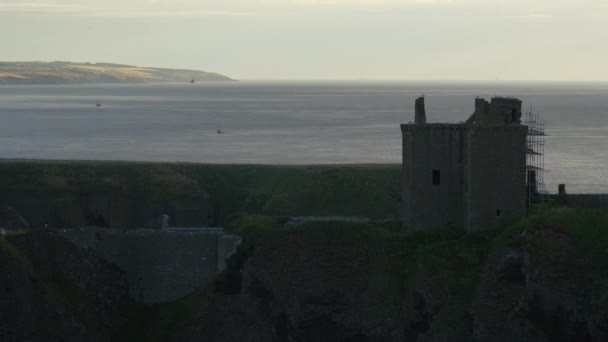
top-left (0, 61), bottom-right (233, 85)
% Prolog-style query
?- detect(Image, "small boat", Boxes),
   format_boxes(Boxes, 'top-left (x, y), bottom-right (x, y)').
top-left (190, 79), bottom-right (195, 83)
top-left (96, 103), bottom-right (102, 107)
top-left (217, 129), bottom-right (223, 134)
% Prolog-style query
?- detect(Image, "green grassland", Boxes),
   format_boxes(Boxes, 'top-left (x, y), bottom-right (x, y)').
top-left (146, 206), bottom-right (608, 341)
top-left (2, 158), bottom-right (608, 340)
top-left (0, 160), bottom-right (402, 228)
top-left (0, 61), bottom-right (232, 84)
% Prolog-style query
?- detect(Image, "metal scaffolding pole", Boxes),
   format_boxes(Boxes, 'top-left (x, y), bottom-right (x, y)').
top-left (525, 111), bottom-right (547, 208)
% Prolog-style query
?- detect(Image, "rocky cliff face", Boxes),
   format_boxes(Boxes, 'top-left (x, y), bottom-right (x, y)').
top-left (0, 232), bottom-right (135, 341)
top-left (472, 224), bottom-right (608, 341)
top-left (158, 208), bottom-right (608, 341)
top-left (0, 206), bottom-right (30, 230)
top-left (2, 196), bottom-right (607, 341)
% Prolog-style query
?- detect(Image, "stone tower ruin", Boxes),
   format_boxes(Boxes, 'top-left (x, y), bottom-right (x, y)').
top-left (401, 97), bottom-right (528, 232)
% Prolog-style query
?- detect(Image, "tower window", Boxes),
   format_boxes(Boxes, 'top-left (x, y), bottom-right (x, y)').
top-left (432, 170), bottom-right (441, 185)
top-left (496, 209), bottom-right (501, 217)
top-left (511, 109), bottom-right (519, 123)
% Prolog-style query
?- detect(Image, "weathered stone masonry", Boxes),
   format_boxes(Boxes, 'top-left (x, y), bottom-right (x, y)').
top-left (60, 227), bottom-right (241, 304)
top-left (402, 97), bottom-right (528, 232)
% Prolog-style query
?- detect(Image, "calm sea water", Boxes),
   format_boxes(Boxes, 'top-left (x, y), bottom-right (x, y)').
top-left (0, 81), bottom-right (606, 194)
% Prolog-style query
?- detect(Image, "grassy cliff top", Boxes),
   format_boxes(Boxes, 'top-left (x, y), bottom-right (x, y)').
top-left (0, 61), bottom-right (233, 84)
top-left (0, 160), bottom-right (402, 228)
top-left (145, 206), bottom-right (608, 341)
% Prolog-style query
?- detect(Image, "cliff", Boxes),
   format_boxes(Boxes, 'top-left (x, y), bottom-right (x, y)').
top-left (0, 161), bottom-right (401, 229)
top-left (0, 61), bottom-right (233, 85)
top-left (2, 160), bottom-right (608, 340)
top-left (4, 207), bottom-right (608, 341)
top-left (0, 231), bottom-right (136, 341)
top-left (149, 207), bottom-right (608, 341)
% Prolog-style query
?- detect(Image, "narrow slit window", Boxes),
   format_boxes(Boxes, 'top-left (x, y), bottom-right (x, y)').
top-left (432, 170), bottom-right (441, 185)
top-left (496, 210), bottom-right (501, 217)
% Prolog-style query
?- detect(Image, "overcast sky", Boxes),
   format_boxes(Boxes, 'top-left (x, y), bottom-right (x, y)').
top-left (1, 0), bottom-right (607, 80)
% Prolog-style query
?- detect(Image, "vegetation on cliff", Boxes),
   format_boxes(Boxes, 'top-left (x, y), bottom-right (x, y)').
top-left (0, 161), bottom-right (401, 229)
top-left (2, 199), bottom-right (607, 341)
top-left (143, 206), bottom-right (608, 341)
top-left (0, 61), bottom-right (232, 84)
top-left (2, 160), bottom-right (608, 340)
top-left (0, 232), bottom-right (135, 341)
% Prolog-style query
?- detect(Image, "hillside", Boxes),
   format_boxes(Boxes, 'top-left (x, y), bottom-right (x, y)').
top-left (0, 231), bottom-right (135, 341)
top-left (146, 207), bottom-right (608, 341)
top-left (1, 160), bottom-right (608, 340)
top-left (3, 207), bottom-right (608, 341)
top-left (0, 61), bottom-right (233, 85)
top-left (0, 160), bottom-right (401, 229)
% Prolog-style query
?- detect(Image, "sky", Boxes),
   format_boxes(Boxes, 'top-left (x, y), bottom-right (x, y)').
top-left (1, 0), bottom-right (607, 80)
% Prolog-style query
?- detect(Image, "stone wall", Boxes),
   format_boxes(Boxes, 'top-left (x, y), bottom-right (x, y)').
top-left (401, 124), bottom-right (465, 230)
top-left (473, 97), bottom-right (523, 125)
top-left (464, 125), bottom-right (528, 231)
top-left (60, 227), bottom-right (241, 304)
top-left (401, 97), bottom-right (528, 232)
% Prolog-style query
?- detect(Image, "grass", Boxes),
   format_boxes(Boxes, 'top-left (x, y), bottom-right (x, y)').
top-left (2, 159), bottom-right (606, 339)
top-left (0, 61), bottom-right (232, 83)
top-left (4, 200), bottom-right (607, 339)
top-left (1, 229), bottom-right (30, 236)
top-left (200, 206), bottom-right (607, 337)
top-left (0, 236), bottom-right (32, 268)
top-left (0, 235), bottom-right (85, 311)
top-left (117, 286), bottom-right (211, 342)
top-left (0, 161), bottom-right (402, 227)
top-left (0, 72), bottom-right (26, 78)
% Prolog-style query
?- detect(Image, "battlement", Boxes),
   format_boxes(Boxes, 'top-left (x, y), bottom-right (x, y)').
top-left (402, 97), bottom-right (527, 232)
top-left (401, 123), bottom-right (463, 132)
top-left (411, 96), bottom-right (523, 127)
top-left (473, 97), bottom-right (523, 125)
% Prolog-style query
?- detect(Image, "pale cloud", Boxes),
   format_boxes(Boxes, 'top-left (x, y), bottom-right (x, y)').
top-left (507, 13), bottom-right (554, 20)
top-left (0, 1), bottom-right (262, 17)
top-left (258, 0), bottom-right (462, 3)
top-left (0, 2), bottom-right (80, 13)
top-left (1, 0), bottom-right (607, 80)
top-left (83, 10), bottom-right (264, 18)
top-left (0, 0), bottom-right (571, 18)
top-left (0, 0), bottom-right (495, 18)
top-left (0, 0), bottom-right (496, 16)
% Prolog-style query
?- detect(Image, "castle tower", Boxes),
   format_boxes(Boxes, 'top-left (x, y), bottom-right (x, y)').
top-left (402, 97), bottom-right (527, 232)
top-left (472, 97), bottom-right (523, 125)
top-left (415, 96), bottom-right (426, 124)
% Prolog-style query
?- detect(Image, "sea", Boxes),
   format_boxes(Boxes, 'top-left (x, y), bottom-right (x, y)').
top-left (0, 81), bottom-right (606, 194)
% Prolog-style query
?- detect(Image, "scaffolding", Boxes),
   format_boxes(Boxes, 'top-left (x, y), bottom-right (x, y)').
top-left (525, 111), bottom-right (547, 207)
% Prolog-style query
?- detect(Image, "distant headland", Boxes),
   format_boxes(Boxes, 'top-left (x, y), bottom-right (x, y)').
top-left (0, 61), bottom-right (233, 85)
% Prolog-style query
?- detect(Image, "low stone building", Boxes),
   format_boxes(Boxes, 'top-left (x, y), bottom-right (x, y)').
top-left (401, 97), bottom-right (528, 232)
top-left (60, 227), bottom-right (241, 304)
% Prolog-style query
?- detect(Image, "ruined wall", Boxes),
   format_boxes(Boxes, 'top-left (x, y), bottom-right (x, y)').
top-left (464, 125), bottom-right (527, 231)
top-left (402, 95), bottom-right (528, 232)
top-left (415, 97), bottom-right (426, 124)
top-left (6, 194), bottom-right (210, 230)
top-left (474, 97), bottom-right (522, 125)
top-left (401, 124), bottom-right (465, 230)
top-left (60, 228), bottom-right (241, 304)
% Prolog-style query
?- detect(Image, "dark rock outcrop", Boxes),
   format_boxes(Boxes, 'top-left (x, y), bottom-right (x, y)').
top-left (2, 201), bottom-right (607, 341)
top-left (160, 209), bottom-right (608, 341)
top-left (0, 231), bottom-right (134, 341)
top-left (0, 206), bottom-right (30, 230)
